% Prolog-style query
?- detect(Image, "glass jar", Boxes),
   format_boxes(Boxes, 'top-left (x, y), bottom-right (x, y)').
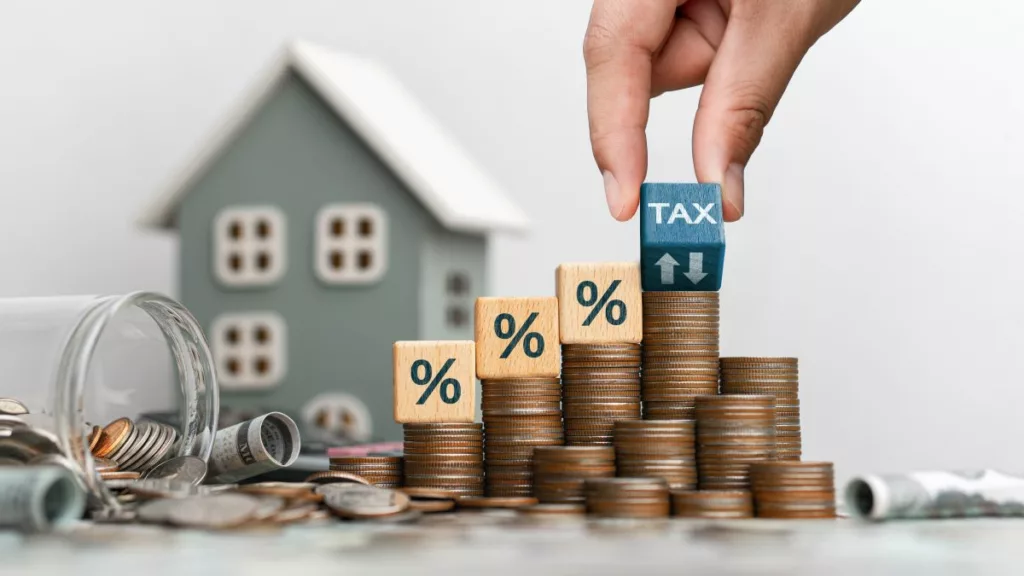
top-left (0, 292), bottom-right (219, 513)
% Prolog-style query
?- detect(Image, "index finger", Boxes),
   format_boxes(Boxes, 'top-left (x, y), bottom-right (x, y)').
top-left (584, 0), bottom-right (680, 220)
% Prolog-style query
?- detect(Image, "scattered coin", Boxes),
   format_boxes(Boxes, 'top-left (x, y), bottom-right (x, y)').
top-left (238, 482), bottom-right (319, 499)
top-left (167, 493), bottom-right (261, 529)
top-left (520, 503), bottom-right (587, 516)
top-left (400, 487), bottom-right (460, 500)
top-left (322, 484), bottom-right (410, 519)
top-left (305, 470), bottom-right (371, 485)
top-left (143, 456), bottom-right (207, 485)
top-left (99, 471), bottom-right (141, 481)
top-left (271, 502), bottom-right (321, 524)
top-left (364, 509), bottom-right (423, 524)
top-left (0, 398), bottom-right (28, 416)
top-left (136, 498), bottom-right (179, 524)
top-left (458, 496), bottom-right (539, 509)
top-left (408, 499), bottom-right (455, 513)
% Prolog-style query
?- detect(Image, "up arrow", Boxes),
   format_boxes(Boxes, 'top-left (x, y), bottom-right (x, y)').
top-left (683, 253), bottom-right (708, 284)
top-left (655, 253), bottom-right (679, 285)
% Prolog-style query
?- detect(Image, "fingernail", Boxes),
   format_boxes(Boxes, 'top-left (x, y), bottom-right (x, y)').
top-left (724, 163), bottom-right (745, 218)
top-left (603, 171), bottom-right (624, 219)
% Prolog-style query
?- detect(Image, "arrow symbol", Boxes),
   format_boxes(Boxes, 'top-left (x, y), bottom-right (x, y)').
top-left (655, 253), bottom-right (679, 285)
top-left (683, 252), bottom-right (708, 284)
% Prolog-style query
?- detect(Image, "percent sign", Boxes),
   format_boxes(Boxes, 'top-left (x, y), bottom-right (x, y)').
top-left (410, 358), bottom-right (461, 405)
top-left (494, 312), bottom-right (545, 359)
top-left (576, 279), bottom-right (626, 326)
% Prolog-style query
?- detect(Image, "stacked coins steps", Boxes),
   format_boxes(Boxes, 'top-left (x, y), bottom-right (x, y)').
top-left (695, 395), bottom-right (777, 490)
top-left (749, 461), bottom-right (836, 518)
top-left (613, 420), bottom-right (696, 490)
top-left (329, 456), bottom-right (403, 488)
top-left (481, 377), bottom-right (564, 497)
top-left (561, 344), bottom-right (641, 445)
top-left (401, 423), bottom-right (484, 497)
top-left (641, 292), bottom-right (721, 420)
top-left (584, 477), bottom-right (671, 518)
top-left (719, 357), bottom-right (802, 461)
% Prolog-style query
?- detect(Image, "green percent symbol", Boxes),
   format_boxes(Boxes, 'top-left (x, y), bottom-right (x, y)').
top-left (411, 358), bottom-right (461, 405)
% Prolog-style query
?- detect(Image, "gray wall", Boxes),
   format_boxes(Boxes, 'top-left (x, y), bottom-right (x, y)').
top-left (178, 73), bottom-right (445, 441)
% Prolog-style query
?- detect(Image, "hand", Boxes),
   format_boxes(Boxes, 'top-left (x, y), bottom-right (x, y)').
top-left (584, 0), bottom-right (859, 222)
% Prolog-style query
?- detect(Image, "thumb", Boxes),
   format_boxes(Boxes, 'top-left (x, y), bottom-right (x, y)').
top-left (692, 4), bottom-right (818, 221)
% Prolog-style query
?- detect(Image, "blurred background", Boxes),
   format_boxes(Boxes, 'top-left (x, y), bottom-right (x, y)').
top-left (1, 0), bottom-right (1023, 489)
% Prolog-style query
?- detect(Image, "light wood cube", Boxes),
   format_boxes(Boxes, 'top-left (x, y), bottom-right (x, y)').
top-left (393, 341), bottom-right (476, 423)
top-left (474, 297), bottom-right (560, 378)
top-left (555, 262), bottom-right (643, 344)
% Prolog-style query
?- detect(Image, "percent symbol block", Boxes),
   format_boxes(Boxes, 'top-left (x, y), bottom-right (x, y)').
top-left (555, 262), bottom-right (642, 344)
top-left (640, 182), bottom-right (726, 291)
top-left (393, 341), bottom-right (476, 423)
top-left (475, 297), bottom-right (560, 378)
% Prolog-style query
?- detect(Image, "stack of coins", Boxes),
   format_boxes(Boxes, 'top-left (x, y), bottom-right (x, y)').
top-left (749, 461), bottom-right (836, 519)
top-left (613, 420), bottom-right (696, 490)
top-left (329, 456), bottom-right (403, 488)
top-left (561, 344), bottom-right (641, 445)
top-left (402, 423), bottom-right (484, 497)
top-left (481, 378), bottom-right (564, 497)
top-left (641, 293), bottom-right (721, 420)
top-left (90, 418), bottom-right (179, 473)
top-left (671, 490), bottom-right (754, 518)
top-left (584, 478), bottom-right (670, 518)
top-left (720, 357), bottom-right (801, 461)
top-left (532, 446), bottom-right (615, 504)
top-left (695, 395), bottom-right (776, 490)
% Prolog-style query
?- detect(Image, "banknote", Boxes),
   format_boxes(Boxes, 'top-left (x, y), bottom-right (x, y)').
top-left (206, 412), bottom-right (300, 483)
top-left (845, 469), bottom-right (1024, 521)
top-left (0, 465), bottom-right (86, 532)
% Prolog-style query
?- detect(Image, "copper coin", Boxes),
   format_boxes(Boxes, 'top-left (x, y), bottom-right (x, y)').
top-left (457, 496), bottom-right (539, 509)
top-left (305, 471), bottom-right (371, 485)
top-left (408, 498), bottom-right (455, 513)
top-left (94, 418), bottom-right (133, 459)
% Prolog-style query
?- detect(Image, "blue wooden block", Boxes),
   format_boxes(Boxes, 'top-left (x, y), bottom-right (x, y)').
top-left (639, 183), bottom-right (726, 291)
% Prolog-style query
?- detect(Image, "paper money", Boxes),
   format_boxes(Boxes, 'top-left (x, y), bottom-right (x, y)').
top-left (0, 465), bottom-right (86, 532)
top-left (206, 412), bottom-right (300, 483)
top-left (845, 469), bottom-right (1024, 521)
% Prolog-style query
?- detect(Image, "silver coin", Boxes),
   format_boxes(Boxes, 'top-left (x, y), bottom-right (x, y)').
top-left (0, 438), bottom-right (36, 462)
top-left (129, 422), bottom-right (169, 473)
top-left (107, 422), bottom-right (140, 464)
top-left (127, 477), bottom-right (203, 499)
top-left (103, 478), bottom-right (139, 490)
top-left (167, 493), bottom-right (260, 529)
top-left (143, 424), bottom-right (178, 471)
top-left (120, 421), bottom-right (158, 471)
top-left (136, 498), bottom-right (179, 524)
top-left (0, 456), bottom-right (24, 466)
top-left (0, 399), bottom-right (28, 416)
top-left (251, 496), bottom-right (286, 520)
top-left (143, 455), bottom-right (207, 485)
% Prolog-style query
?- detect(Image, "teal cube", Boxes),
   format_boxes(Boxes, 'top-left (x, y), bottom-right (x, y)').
top-left (639, 183), bottom-right (726, 291)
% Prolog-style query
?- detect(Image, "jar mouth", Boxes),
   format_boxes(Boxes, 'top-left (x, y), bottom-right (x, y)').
top-left (53, 291), bottom-right (219, 513)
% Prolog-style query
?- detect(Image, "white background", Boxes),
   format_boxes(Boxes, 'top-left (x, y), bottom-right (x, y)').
top-left (2, 0), bottom-right (1023, 489)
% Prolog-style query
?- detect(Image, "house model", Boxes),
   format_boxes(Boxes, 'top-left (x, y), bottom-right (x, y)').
top-left (140, 40), bottom-right (529, 443)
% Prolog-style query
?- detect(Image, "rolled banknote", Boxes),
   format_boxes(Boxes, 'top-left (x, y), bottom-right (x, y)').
top-left (0, 465), bottom-right (86, 532)
top-left (845, 469), bottom-right (1024, 521)
top-left (207, 412), bottom-right (300, 483)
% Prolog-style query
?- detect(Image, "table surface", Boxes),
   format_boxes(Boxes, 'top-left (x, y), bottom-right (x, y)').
top-left (4, 512), bottom-right (1024, 576)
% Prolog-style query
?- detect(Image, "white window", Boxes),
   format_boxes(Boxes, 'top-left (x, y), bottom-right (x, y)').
top-left (315, 203), bottom-right (388, 285)
top-left (214, 206), bottom-right (286, 287)
top-left (210, 312), bottom-right (287, 390)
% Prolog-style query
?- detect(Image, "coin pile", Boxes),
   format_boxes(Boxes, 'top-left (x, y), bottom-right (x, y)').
top-left (671, 490), bottom-right (754, 518)
top-left (584, 477), bottom-right (670, 518)
top-left (402, 423), bottom-right (483, 497)
top-left (720, 357), bottom-right (801, 461)
top-left (561, 344), bottom-right (641, 445)
top-left (613, 420), bottom-right (696, 490)
top-left (641, 292), bottom-right (720, 420)
top-left (481, 377), bottom-right (564, 497)
top-left (532, 446), bottom-right (615, 504)
top-left (695, 395), bottom-right (776, 490)
top-left (329, 456), bottom-right (403, 488)
top-left (749, 461), bottom-right (836, 518)
top-left (0, 414), bottom-right (63, 466)
top-left (90, 417), bottom-right (179, 474)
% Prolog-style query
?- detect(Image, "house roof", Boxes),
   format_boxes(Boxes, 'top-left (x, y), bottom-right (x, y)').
top-left (139, 40), bottom-right (529, 234)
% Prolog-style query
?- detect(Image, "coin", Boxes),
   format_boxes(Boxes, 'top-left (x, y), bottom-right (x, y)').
top-left (100, 470), bottom-right (141, 481)
top-left (533, 446), bottom-right (615, 504)
top-left (519, 503), bottom-right (587, 516)
top-left (720, 357), bottom-right (802, 461)
top-left (328, 456), bottom-right (403, 488)
top-left (167, 493), bottom-right (261, 529)
top-left (143, 455), bottom-right (207, 485)
top-left (613, 420), bottom-right (696, 490)
top-left (695, 395), bottom-right (777, 490)
top-left (584, 478), bottom-right (671, 518)
top-left (322, 484), bottom-right (410, 519)
top-left (270, 502), bottom-right (321, 524)
top-left (402, 423), bottom-right (484, 497)
top-left (136, 498), bottom-right (179, 524)
top-left (0, 398), bottom-right (28, 416)
top-left (95, 418), bottom-right (134, 459)
top-left (457, 496), bottom-right (539, 509)
top-left (408, 499), bottom-right (455, 513)
top-left (748, 461), bottom-right (836, 519)
top-left (482, 377), bottom-right (562, 497)
top-left (561, 344), bottom-right (641, 447)
top-left (305, 471), bottom-right (372, 486)
top-left (238, 482), bottom-right (319, 499)
top-left (671, 490), bottom-right (754, 518)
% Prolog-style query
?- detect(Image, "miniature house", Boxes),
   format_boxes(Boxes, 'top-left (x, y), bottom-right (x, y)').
top-left (140, 40), bottom-right (528, 442)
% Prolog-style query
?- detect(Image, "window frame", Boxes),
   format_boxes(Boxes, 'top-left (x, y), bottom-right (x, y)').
top-left (210, 312), bottom-right (288, 390)
top-left (213, 206), bottom-right (287, 288)
top-left (314, 203), bottom-right (389, 285)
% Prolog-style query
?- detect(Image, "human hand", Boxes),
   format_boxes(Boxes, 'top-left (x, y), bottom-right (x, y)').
top-left (584, 0), bottom-right (859, 222)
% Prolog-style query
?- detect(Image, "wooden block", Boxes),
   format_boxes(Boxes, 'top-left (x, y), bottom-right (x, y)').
top-left (640, 183), bottom-right (726, 291)
top-left (393, 341), bottom-right (476, 423)
top-left (474, 297), bottom-right (560, 378)
top-left (555, 262), bottom-right (642, 344)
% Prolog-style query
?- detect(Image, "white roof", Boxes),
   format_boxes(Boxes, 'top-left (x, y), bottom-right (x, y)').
top-left (140, 40), bottom-right (529, 234)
